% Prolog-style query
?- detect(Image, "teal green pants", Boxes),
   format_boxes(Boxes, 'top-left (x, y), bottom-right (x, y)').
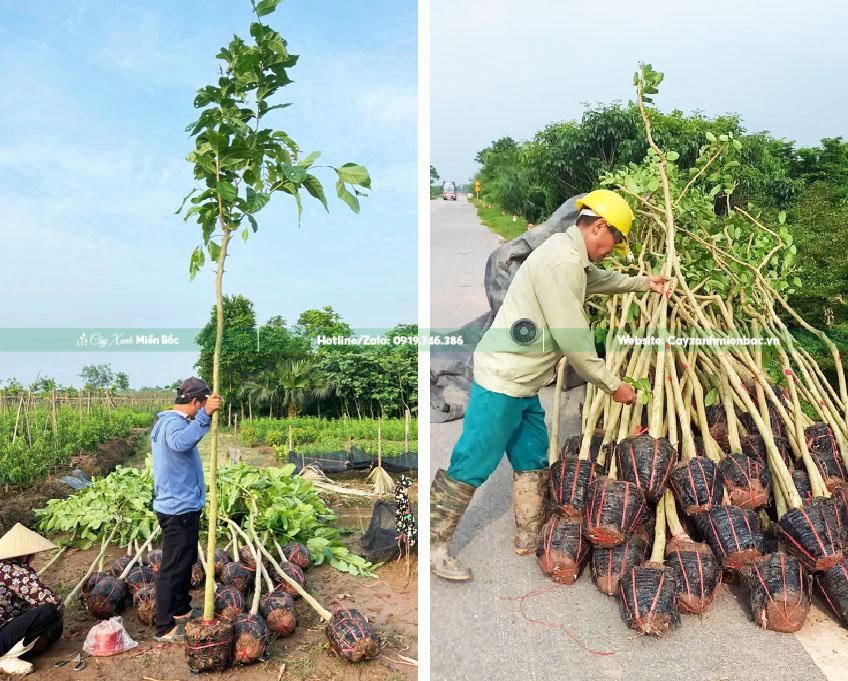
top-left (447, 381), bottom-right (549, 488)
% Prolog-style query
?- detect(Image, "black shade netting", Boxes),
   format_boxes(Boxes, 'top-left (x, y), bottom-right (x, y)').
top-left (810, 497), bottom-right (848, 550)
top-left (548, 457), bottom-right (598, 519)
top-left (619, 563), bottom-right (680, 636)
top-left (81, 570), bottom-right (108, 604)
top-left (238, 545), bottom-right (257, 571)
top-left (288, 449), bottom-right (349, 474)
top-left (185, 617), bottom-right (234, 673)
top-left (744, 552), bottom-right (810, 632)
top-left (110, 556), bottom-right (133, 578)
top-left (272, 562), bottom-right (306, 599)
top-left (669, 457), bottom-right (725, 517)
top-left (741, 435), bottom-right (768, 465)
top-left (614, 435), bottom-right (678, 503)
top-left (190, 561), bottom-right (205, 590)
top-left (232, 613), bottom-right (270, 665)
top-left (584, 477), bottom-right (647, 548)
top-left (666, 543), bottom-right (721, 615)
top-left (361, 500), bottom-right (403, 563)
top-left (147, 549), bottom-right (163, 573)
top-left (86, 575), bottom-right (127, 619)
top-left (214, 549), bottom-right (231, 577)
top-left (560, 434), bottom-right (603, 465)
top-left (817, 560), bottom-right (848, 624)
top-left (325, 607), bottom-right (380, 663)
top-left (221, 561), bottom-right (253, 594)
top-left (705, 405), bottom-right (730, 452)
top-left (793, 470), bottom-right (814, 506)
top-left (283, 542), bottom-right (312, 570)
top-left (695, 505), bottom-right (764, 571)
top-left (720, 453), bottom-right (771, 509)
top-left (215, 585), bottom-right (246, 622)
top-left (260, 589), bottom-right (297, 638)
top-left (806, 423), bottom-right (846, 492)
top-left (134, 585), bottom-right (156, 626)
top-left (125, 565), bottom-right (154, 593)
top-left (536, 513), bottom-right (589, 585)
top-left (778, 505), bottom-right (843, 571)
top-left (591, 535), bottom-right (649, 596)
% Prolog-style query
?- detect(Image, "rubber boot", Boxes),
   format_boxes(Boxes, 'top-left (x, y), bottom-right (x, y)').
top-left (430, 469), bottom-right (475, 582)
top-left (513, 469), bottom-right (549, 555)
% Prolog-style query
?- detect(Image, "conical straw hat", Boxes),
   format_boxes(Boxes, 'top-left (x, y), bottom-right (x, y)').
top-left (0, 524), bottom-right (56, 561)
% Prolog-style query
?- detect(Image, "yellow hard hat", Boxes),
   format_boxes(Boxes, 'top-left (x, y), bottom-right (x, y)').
top-left (575, 189), bottom-right (634, 257)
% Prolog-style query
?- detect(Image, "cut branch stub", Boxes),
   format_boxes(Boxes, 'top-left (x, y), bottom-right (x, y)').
top-left (745, 552), bottom-right (810, 633)
top-left (695, 505), bottom-right (764, 571)
top-left (548, 457), bottom-right (598, 519)
top-left (591, 535), bottom-right (649, 596)
top-left (584, 477), bottom-right (647, 548)
top-left (777, 505), bottom-right (843, 572)
top-left (614, 434), bottom-right (678, 503)
top-left (536, 513), bottom-right (589, 585)
top-left (619, 563), bottom-right (679, 636)
top-left (666, 542), bottom-right (721, 615)
top-left (669, 457), bottom-right (725, 516)
top-left (719, 453), bottom-right (772, 509)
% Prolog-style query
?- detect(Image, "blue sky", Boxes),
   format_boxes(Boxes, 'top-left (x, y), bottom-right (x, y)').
top-left (0, 0), bottom-right (417, 388)
top-left (431, 0), bottom-right (848, 183)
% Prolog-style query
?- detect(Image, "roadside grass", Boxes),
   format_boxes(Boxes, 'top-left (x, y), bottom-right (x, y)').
top-left (471, 198), bottom-right (529, 240)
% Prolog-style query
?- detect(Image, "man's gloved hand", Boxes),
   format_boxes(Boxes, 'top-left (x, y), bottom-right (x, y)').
top-left (612, 382), bottom-right (637, 405)
top-left (648, 275), bottom-right (673, 295)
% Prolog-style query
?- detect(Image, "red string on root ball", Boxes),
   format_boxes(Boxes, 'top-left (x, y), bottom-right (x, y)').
top-left (282, 542), bottom-right (312, 570)
top-left (614, 435), bottom-right (678, 503)
top-left (666, 542), bottom-right (721, 615)
top-left (817, 560), bottom-right (848, 624)
top-left (86, 575), bottom-right (127, 620)
top-left (214, 585), bottom-right (246, 622)
top-left (324, 607), bottom-right (380, 663)
top-left (133, 585), bottom-right (156, 626)
top-left (536, 513), bottom-right (589, 585)
top-left (81, 571), bottom-right (108, 604)
top-left (744, 552), bottom-right (810, 632)
top-left (260, 590), bottom-right (297, 638)
top-left (777, 505), bottom-right (843, 572)
top-left (669, 457), bottom-right (724, 517)
top-left (793, 470), bottom-right (814, 506)
top-left (110, 556), bottom-right (133, 578)
top-left (232, 613), bottom-right (270, 665)
top-left (125, 565), bottom-right (154, 593)
top-left (560, 434), bottom-right (604, 464)
top-left (695, 505), bottom-right (764, 572)
top-left (806, 423), bottom-right (846, 492)
top-left (619, 563), bottom-right (680, 636)
top-left (220, 561), bottom-right (253, 594)
top-left (146, 549), bottom-right (163, 574)
top-left (238, 545), bottom-right (257, 572)
top-left (591, 536), bottom-right (649, 596)
top-left (213, 549), bottom-right (231, 578)
top-left (719, 453), bottom-right (771, 509)
top-left (584, 477), bottom-right (646, 548)
top-left (184, 617), bottom-right (235, 673)
top-left (271, 562), bottom-right (306, 599)
top-left (548, 457), bottom-right (598, 520)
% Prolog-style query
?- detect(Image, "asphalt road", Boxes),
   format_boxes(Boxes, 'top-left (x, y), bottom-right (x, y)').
top-left (429, 196), bottom-right (847, 681)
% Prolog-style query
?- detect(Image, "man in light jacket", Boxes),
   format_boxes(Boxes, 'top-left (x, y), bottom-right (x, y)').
top-left (150, 377), bottom-right (222, 642)
top-left (431, 190), bottom-right (670, 581)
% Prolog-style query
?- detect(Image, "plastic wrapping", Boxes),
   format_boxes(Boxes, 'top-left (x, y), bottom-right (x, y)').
top-left (548, 457), bottom-right (597, 519)
top-left (720, 453), bottom-right (771, 509)
top-left (619, 563), bottom-right (679, 636)
top-left (536, 513), bottom-right (588, 584)
top-left (584, 477), bottom-right (646, 548)
top-left (591, 535), bottom-right (648, 596)
top-left (325, 607), bottom-right (380, 662)
top-left (260, 589), bottom-right (297, 638)
top-left (666, 543), bottom-right (721, 615)
top-left (696, 505), bottom-right (764, 571)
top-left (283, 542), bottom-right (312, 570)
top-left (777, 505), bottom-right (843, 572)
top-left (221, 561), bottom-right (253, 594)
top-left (232, 613), bottom-right (270, 665)
top-left (669, 457), bottom-right (724, 516)
top-left (745, 552), bottom-right (810, 632)
top-left (614, 434), bottom-right (677, 503)
top-left (82, 617), bottom-right (138, 656)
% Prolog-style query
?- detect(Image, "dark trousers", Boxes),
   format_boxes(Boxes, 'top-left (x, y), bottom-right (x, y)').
top-left (155, 510), bottom-right (200, 636)
top-left (0, 603), bottom-right (63, 658)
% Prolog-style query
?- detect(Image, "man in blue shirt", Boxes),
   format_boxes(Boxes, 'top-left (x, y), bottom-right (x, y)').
top-left (150, 377), bottom-right (222, 642)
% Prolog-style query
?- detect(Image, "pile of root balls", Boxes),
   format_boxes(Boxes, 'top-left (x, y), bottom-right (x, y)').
top-left (535, 65), bottom-right (848, 637)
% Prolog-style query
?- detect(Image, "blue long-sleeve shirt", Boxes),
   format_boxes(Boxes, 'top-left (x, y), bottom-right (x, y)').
top-left (150, 408), bottom-right (211, 515)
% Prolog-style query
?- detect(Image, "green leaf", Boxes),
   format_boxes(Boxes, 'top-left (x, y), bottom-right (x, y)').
top-left (245, 187), bottom-right (270, 213)
top-left (335, 163), bottom-right (371, 189)
top-left (303, 174), bottom-right (328, 211)
top-left (241, 228), bottom-right (249, 243)
top-left (665, 150), bottom-right (679, 162)
top-left (175, 189), bottom-right (197, 215)
top-left (638, 392), bottom-right (650, 405)
top-left (732, 139), bottom-right (743, 150)
top-left (335, 179), bottom-right (360, 213)
top-left (704, 388), bottom-right (718, 407)
top-left (297, 150), bottom-right (321, 168)
top-left (281, 165), bottom-right (308, 184)
top-left (189, 246), bottom-right (205, 280)
top-left (208, 240), bottom-right (221, 261)
top-left (705, 131), bottom-right (717, 142)
top-left (216, 180), bottom-right (238, 203)
top-left (255, 0), bottom-right (282, 16)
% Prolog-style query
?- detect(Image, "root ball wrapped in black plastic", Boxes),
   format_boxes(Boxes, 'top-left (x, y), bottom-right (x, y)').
top-left (548, 457), bottom-right (597, 519)
top-left (536, 513), bottom-right (589, 584)
top-left (619, 563), bottom-right (679, 636)
top-left (185, 617), bottom-right (234, 673)
top-left (614, 435), bottom-right (678, 503)
top-left (232, 613), bottom-right (270, 665)
top-left (666, 543), bottom-right (721, 615)
top-left (669, 457), bottom-right (724, 516)
top-left (110, 555), bottom-right (133, 578)
top-left (272, 562), bottom-right (306, 599)
top-left (806, 423), bottom-right (846, 492)
top-left (591, 535), bottom-right (648, 596)
top-left (777, 504), bottom-right (843, 572)
top-left (260, 589), bottom-right (297, 638)
top-left (324, 607), bottom-right (380, 662)
top-left (147, 549), bottom-right (163, 573)
top-left (793, 470), bottom-right (814, 506)
top-left (817, 560), bottom-right (848, 624)
top-left (221, 561), bottom-right (253, 594)
top-left (238, 545), bottom-right (257, 572)
top-left (125, 565), bottom-right (154, 593)
top-left (720, 453), bottom-right (771, 509)
top-left (133, 584), bottom-right (156, 625)
top-left (705, 405), bottom-right (730, 452)
top-left (215, 585), bottom-right (246, 622)
top-left (584, 477), bottom-right (646, 548)
top-left (81, 570), bottom-right (108, 604)
top-left (213, 549), bottom-right (231, 577)
top-left (745, 552), bottom-right (810, 632)
top-left (282, 542), bottom-right (312, 570)
top-left (696, 505), bottom-right (764, 571)
top-left (86, 575), bottom-right (128, 619)
top-left (740, 435), bottom-right (767, 465)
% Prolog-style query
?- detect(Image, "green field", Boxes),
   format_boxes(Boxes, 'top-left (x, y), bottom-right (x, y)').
top-left (471, 198), bottom-right (530, 240)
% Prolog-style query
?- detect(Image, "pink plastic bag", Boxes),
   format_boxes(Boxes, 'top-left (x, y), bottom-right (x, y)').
top-left (82, 617), bottom-right (138, 657)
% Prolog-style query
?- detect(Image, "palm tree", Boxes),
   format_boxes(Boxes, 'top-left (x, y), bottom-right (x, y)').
top-left (242, 358), bottom-right (333, 418)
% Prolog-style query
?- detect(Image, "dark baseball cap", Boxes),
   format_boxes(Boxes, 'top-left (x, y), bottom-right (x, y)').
top-left (176, 377), bottom-right (212, 402)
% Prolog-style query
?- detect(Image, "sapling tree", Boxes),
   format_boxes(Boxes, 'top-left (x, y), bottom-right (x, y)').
top-left (176, 0), bottom-right (370, 660)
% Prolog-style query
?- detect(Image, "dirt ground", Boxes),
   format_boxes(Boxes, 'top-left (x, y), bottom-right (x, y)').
top-left (11, 430), bottom-right (418, 681)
